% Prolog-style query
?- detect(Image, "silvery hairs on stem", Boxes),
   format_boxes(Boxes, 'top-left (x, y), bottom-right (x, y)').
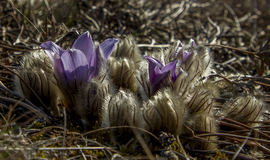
top-left (173, 39), bottom-right (212, 88)
top-left (182, 88), bottom-right (217, 150)
top-left (102, 88), bottom-right (144, 143)
top-left (76, 71), bottom-right (115, 127)
top-left (164, 39), bottom-right (217, 150)
top-left (142, 87), bottom-right (188, 136)
top-left (186, 88), bottom-right (214, 114)
top-left (185, 112), bottom-right (217, 150)
top-left (108, 58), bottom-right (138, 93)
top-left (223, 95), bottom-right (267, 127)
top-left (14, 50), bottom-right (64, 116)
top-left (107, 36), bottom-right (144, 94)
top-left (109, 35), bottom-right (142, 63)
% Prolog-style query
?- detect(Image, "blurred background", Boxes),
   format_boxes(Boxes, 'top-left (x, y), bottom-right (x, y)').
top-left (1, 0), bottom-right (270, 75)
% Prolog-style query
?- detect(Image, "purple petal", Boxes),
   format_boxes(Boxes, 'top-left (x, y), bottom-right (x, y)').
top-left (99, 38), bottom-right (119, 60)
top-left (182, 51), bottom-right (191, 63)
top-left (171, 60), bottom-right (182, 82)
top-left (151, 66), bottom-right (172, 92)
top-left (151, 68), bottom-right (170, 87)
top-left (145, 56), bottom-right (164, 84)
top-left (190, 39), bottom-right (196, 47)
top-left (88, 47), bottom-right (98, 80)
top-left (40, 41), bottom-right (64, 62)
top-left (145, 56), bottom-right (164, 68)
top-left (61, 48), bottom-right (89, 82)
top-left (179, 40), bottom-right (183, 47)
top-left (161, 60), bottom-right (177, 73)
top-left (88, 46), bottom-right (106, 80)
top-left (72, 31), bottom-right (95, 64)
top-left (53, 54), bottom-right (66, 82)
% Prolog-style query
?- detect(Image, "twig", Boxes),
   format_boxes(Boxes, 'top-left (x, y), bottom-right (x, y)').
top-left (205, 44), bottom-right (257, 55)
top-left (0, 83), bottom-right (38, 110)
top-left (77, 145), bottom-right (87, 160)
top-left (0, 96), bottom-right (56, 125)
top-left (177, 135), bottom-right (189, 160)
top-left (232, 128), bottom-right (254, 160)
top-left (83, 126), bottom-right (159, 141)
top-left (137, 44), bottom-right (170, 48)
top-left (0, 64), bottom-right (56, 125)
top-left (60, 108), bottom-right (67, 160)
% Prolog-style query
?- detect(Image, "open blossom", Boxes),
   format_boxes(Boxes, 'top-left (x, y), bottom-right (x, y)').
top-left (40, 31), bottom-right (119, 87)
top-left (145, 56), bottom-right (181, 91)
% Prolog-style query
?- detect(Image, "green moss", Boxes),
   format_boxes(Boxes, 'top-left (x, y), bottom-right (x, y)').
top-left (120, 144), bottom-right (133, 154)
top-left (31, 122), bottom-right (44, 128)
top-left (31, 134), bottom-right (43, 142)
top-left (35, 150), bottom-right (47, 158)
top-left (85, 150), bottom-right (105, 158)
top-left (1, 151), bottom-right (10, 159)
top-left (211, 149), bottom-right (228, 160)
top-left (87, 121), bottom-right (111, 142)
top-left (68, 123), bottom-right (81, 132)
top-left (171, 140), bottom-right (181, 152)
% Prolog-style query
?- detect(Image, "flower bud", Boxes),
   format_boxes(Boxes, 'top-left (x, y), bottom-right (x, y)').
top-left (186, 112), bottom-right (217, 150)
top-left (225, 96), bottom-right (266, 126)
top-left (142, 88), bottom-right (188, 135)
top-left (15, 51), bottom-right (64, 116)
top-left (108, 58), bottom-right (138, 93)
top-left (102, 89), bottom-right (143, 143)
top-left (111, 36), bottom-right (142, 63)
top-left (76, 72), bottom-right (115, 127)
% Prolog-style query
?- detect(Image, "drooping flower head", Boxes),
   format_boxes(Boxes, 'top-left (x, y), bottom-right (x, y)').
top-left (145, 56), bottom-right (181, 91)
top-left (40, 31), bottom-right (119, 88)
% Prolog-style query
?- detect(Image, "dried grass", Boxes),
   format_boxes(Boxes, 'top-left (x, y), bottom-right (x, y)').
top-left (1, 0), bottom-right (270, 159)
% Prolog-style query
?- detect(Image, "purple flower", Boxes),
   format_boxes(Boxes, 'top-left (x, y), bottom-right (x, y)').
top-left (175, 39), bottom-right (196, 63)
top-left (145, 56), bottom-right (181, 90)
top-left (40, 31), bottom-right (119, 87)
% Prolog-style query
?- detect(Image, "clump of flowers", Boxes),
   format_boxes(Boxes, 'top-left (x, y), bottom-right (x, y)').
top-left (14, 31), bottom-right (268, 157)
top-left (140, 39), bottom-right (218, 150)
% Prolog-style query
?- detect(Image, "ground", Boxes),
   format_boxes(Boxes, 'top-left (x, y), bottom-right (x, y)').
top-left (0, 0), bottom-right (270, 159)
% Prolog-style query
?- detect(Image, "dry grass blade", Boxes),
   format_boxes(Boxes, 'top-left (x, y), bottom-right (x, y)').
top-left (0, 96), bottom-right (54, 125)
top-left (232, 128), bottom-right (254, 160)
top-left (0, 64), bottom-right (58, 124)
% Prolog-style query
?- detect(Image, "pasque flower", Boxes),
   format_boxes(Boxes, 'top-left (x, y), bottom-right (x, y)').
top-left (145, 56), bottom-right (181, 91)
top-left (40, 31), bottom-right (119, 87)
top-left (175, 39), bottom-right (196, 63)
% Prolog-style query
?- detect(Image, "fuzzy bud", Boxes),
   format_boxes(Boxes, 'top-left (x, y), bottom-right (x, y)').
top-left (102, 89), bottom-right (143, 143)
top-left (14, 51), bottom-right (64, 116)
top-left (142, 88), bottom-right (188, 135)
top-left (76, 72), bottom-right (114, 127)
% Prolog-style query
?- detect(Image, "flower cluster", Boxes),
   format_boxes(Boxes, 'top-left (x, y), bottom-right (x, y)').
top-left (15, 32), bottom-right (268, 153)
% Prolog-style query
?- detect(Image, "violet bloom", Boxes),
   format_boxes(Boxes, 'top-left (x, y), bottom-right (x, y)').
top-left (145, 56), bottom-right (181, 91)
top-left (175, 39), bottom-right (196, 63)
top-left (40, 31), bottom-right (119, 87)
